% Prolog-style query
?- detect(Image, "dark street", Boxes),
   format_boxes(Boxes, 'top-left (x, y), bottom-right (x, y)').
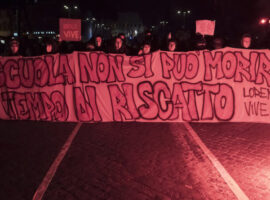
top-left (1, 121), bottom-right (269, 199)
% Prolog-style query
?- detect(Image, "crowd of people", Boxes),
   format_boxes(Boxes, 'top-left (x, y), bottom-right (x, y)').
top-left (0, 30), bottom-right (266, 57)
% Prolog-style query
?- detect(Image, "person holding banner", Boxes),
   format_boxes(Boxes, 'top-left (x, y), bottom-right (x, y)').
top-left (44, 40), bottom-right (57, 54)
top-left (194, 34), bottom-right (207, 50)
top-left (240, 33), bottom-right (252, 49)
top-left (212, 37), bottom-right (224, 50)
top-left (138, 41), bottom-right (152, 55)
top-left (94, 35), bottom-right (105, 52)
top-left (110, 37), bottom-right (127, 54)
top-left (167, 39), bottom-right (178, 52)
top-left (85, 40), bottom-right (95, 51)
top-left (4, 39), bottom-right (21, 56)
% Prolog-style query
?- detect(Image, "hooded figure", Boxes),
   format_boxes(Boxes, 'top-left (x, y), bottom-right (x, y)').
top-left (110, 37), bottom-right (127, 54)
top-left (5, 39), bottom-right (20, 56)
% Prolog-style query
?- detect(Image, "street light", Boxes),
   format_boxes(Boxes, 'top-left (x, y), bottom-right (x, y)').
top-left (177, 10), bottom-right (181, 14)
top-left (259, 18), bottom-right (268, 25)
top-left (74, 5), bottom-right (78, 9)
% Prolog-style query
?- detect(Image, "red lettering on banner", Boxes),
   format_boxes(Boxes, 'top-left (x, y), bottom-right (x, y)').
top-left (74, 86), bottom-right (101, 122)
top-left (33, 58), bottom-right (49, 87)
top-left (128, 54), bottom-right (153, 78)
top-left (235, 52), bottom-right (251, 82)
top-left (58, 55), bottom-right (75, 84)
top-left (214, 84), bottom-right (234, 120)
top-left (108, 55), bottom-right (125, 82)
top-left (185, 54), bottom-right (199, 79)
top-left (4, 60), bottom-right (20, 89)
top-left (161, 53), bottom-right (199, 80)
top-left (222, 52), bottom-right (237, 79)
top-left (79, 52), bottom-right (124, 83)
top-left (173, 54), bottom-right (186, 80)
top-left (25, 92), bottom-right (46, 120)
top-left (0, 62), bottom-right (5, 87)
top-left (199, 84), bottom-right (219, 120)
top-left (18, 59), bottom-right (34, 88)
top-left (0, 91), bottom-right (68, 121)
top-left (256, 53), bottom-right (270, 86)
top-left (14, 93), bottom-right (29, 120)
top-left (204, 51), bottom-right (223, 81)
top-left (182, 82), bottom-right (202, 120)
top-left (171, 83), bottom-right (191, 121)
top-left (137, 81), bottom-right (159, 119)
top-left (153, 82), bottom-right (173, 120)
top-left (108, 84), bottom-right (134, 121)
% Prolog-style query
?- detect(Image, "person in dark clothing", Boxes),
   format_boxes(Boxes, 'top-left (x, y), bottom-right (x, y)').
top-left (194, 34), bottom-right (207, 50)
top-left (167, 39), bottom-right (178, 52)
top-left (138, 41), bottom-right (152, 55)
top-left (44, 40), bottom-right (57, 54)
top-left (110, 37), bottom-right (126, 54)
top-left (4, 39), bottom-right (21, 56)
top-left (86, 40), bottom-right (95, 51)
top-left (117, 33), bottom-right (134, 55)
top-left (94, 35), bottom-right (105, 51)
top-left (118, 33), bottom-right (126, 42)
top-left (212, 37), bottom-right (224, 50)
top-left (240, 34), bottom-right (252, 49)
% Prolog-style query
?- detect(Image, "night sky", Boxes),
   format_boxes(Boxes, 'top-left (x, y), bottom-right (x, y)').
top-left (2, 0), bottom-right (270, 34)
top-left (2, 0), bottom-right (269, 23)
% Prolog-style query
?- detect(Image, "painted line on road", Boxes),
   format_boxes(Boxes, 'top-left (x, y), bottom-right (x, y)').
top-left (32, 122), bottom-right (83, 200)
top-left (183, 122), bottom-right (249, 200)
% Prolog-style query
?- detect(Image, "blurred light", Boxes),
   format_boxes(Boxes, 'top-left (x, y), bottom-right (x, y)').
top-left (74, 5), bottom-right (78, 9)
top-left (259, 18), bottom-right (267, 24)
top-left (41, 31), bottom-right (44, 34)
top-left (177, 10), bottom-right (181, 14)
top-left (86, 18), bottom-right (90, 21)
top-left (134, 30), bottom-right (138, 36)
top-left (269, 19), bottom-right (270, 24)
top-left (187, 10), bottom-right (191, 14)
top-left (183, 11), bottom-right (186, 15)
top-left (152, 25), bottom-right (155, 29)
top-left (13, 32), bottom-right (18, 36)
top-left (92, 18), bottom-right (96, 21)
top-left (38, 36), bottom-right (42, 39)
top-left (89, 27), bottom-right (93, 39)
top-left (26, 32), bottom-right (29, 35)
top-left (0, 40), bottom-right (5, 44)
top-left (64, 5), bottom-right (69, 10)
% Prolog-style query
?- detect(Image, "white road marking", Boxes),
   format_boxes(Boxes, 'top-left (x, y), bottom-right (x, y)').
top-left (183, 122), bottom-right (249, 200)
top-left (32, 122), bottom-right (82, 200)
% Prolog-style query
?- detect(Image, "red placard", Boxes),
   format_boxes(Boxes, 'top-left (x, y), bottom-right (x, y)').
top-left (196, 20), bottom-right (215, 36)
top-left (59, 18), bottom-right (81, 41)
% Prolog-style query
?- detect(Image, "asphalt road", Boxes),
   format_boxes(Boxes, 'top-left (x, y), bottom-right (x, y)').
top-left (1, 120), bottom-right (270, 200)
